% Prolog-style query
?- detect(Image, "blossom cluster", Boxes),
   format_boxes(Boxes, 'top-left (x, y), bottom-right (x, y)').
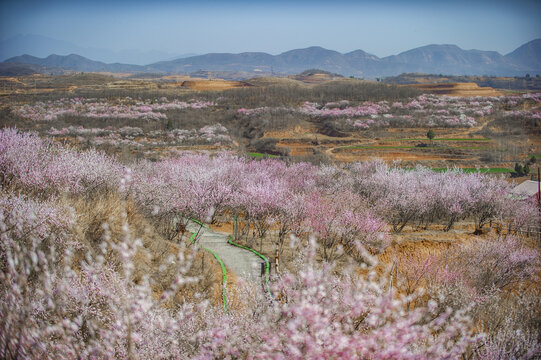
top-left (13, 97), bottom-right (215, 122)
top-left (0, 128), bottom-right (123, 193)
top-left (0, 192), bottom-right (72, 243)
top-left (237, 106), bottom-right (289, 116)
top-left (349, 161), bottom-right (538, 233)
top-left (47, 123), bottom-right (232, 148)
top-left (300, 100), bottom-right (389, 117)
top-left (48, 125), bottom-right (143, 137)
top-left (300, 95), bottom-right (489, 128)
top-left (503, 109), bottom-right (541, 119)
top-left (166, 124), bottom-right (231, 144)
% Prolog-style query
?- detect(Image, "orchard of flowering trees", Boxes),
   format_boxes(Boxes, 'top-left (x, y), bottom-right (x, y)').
top-left (237, 92), bottom-right (541, 130)
top-left (13, 97), bottom-right (215, 122)
top-left (11, 93), bottom-right (540, 132)
top-left (47, 124), bottom-right (232, 148)
top-left (1, 127), bottom-right (540, 359)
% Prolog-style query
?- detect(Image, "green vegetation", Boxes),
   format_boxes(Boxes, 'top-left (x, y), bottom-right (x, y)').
top-left (344, 145), bottom-right (418, 149)
top-left (432, 167), bottom-right (513, 174)
top-left (380, 138), bottom-right (491, 142)
top-left (246, 152), bottom-right (279, 159)
top-left (343, 145), bottom-right (490, 150)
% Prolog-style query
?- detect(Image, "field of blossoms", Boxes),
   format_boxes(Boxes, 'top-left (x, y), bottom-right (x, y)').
top-left (244, 92), bottom-right (539, 167)
top-left (13, 97), bottom-right (215, 122)
top-left (4, 82), bottom-right (540, 167)
top-left (237, 92), bottom-right (541, 130)
top-left (1, 75), bottom-right (540, 358)
top-left (4, 95), bottom-right (238, 158)
top-left (47, 123), bottom-right (232, 149)
top-left (12, 92), bottom-right (540, 131)
top-left (1, 126), bottom-right (540, 359)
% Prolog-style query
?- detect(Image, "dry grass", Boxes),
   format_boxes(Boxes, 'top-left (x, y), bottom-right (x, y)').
top-left (245, 76), bottom-right (311, 88)
top-left (66, 191), bottom-right (221, 306)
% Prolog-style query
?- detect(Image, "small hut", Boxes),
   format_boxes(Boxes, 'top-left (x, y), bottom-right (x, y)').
top-left (509, 180), bottom-right (540, 201)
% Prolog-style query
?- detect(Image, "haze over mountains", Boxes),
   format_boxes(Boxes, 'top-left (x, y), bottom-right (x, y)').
top-left (3, 37), bottom-right (540, 79)
top-left (0, 34), bottom-right (196, 65)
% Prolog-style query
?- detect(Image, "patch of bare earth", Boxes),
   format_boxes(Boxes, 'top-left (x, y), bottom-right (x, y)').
top-left (180, 80), bottom-right (252, 91)
top-left (401, 82), bottom-right (504, 97)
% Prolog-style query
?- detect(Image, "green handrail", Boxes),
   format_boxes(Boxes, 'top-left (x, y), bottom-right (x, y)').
top-left (227, 235), bottom-right (273, 299)
top-left (190, 218), bottom-right (208, 229)
top-left (190, 226), bottom-right (229, 314)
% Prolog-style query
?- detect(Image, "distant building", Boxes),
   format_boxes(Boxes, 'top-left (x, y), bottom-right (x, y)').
top-left (509, 180), bottom-right (540, 201)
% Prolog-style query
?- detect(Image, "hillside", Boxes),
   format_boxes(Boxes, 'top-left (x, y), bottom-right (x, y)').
top-left (505, 39), bottom-right (541, 71)
top-left (380, 44), bottom-right (520, 76)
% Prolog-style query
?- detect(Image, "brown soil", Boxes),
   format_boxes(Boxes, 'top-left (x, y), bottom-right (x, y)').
top-left (161, 75), bottom-right (193, 82)
top-left (401, 82), bottom-right (503, 97)
top-left (181, 80), bottom-right (253, 91)
top-left (267, 121), bottom-right (505, 166)
top-left (0, 76), bottom-right (24, 84)
top-left (210, 222), bottom-right (234, 233)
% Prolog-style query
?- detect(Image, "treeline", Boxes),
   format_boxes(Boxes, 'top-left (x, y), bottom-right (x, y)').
top-left (209, 79), bottom-right (422, 107)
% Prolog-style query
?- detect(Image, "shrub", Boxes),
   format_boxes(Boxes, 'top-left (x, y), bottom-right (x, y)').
top-left (515, 163), bottom-right (524, 176)
top-left (523, 163), bottom-right (530, 175)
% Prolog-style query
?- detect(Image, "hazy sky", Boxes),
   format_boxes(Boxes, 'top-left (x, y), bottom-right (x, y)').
top-left (1, 0), bottom-right (540, 57)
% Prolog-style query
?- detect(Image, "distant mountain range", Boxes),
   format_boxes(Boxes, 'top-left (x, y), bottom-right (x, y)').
top-left (0, 34), bottom-right (196, 65)
top-left (4, 54), bottom-right (145, 73)
top-left (3, 39), bottom-right (540, 79)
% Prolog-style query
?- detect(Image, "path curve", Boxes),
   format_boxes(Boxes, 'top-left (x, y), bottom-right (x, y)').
top-left (187, 221), bottom-right (263, 284)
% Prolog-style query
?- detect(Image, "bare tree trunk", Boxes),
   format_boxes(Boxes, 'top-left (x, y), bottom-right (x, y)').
top-left (275, 237), bottom-right (280, 273)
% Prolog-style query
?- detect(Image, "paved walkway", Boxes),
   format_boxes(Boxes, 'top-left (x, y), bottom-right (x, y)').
top-left (186, 221), bottom-right (262, 284)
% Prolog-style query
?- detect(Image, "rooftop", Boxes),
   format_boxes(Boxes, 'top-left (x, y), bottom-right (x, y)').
top-left (509, 180), bottom-right (540, 200)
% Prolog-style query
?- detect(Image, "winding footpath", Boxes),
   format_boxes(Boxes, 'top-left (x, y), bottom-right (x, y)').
top-left (186, 221), bottom-right (263, 285)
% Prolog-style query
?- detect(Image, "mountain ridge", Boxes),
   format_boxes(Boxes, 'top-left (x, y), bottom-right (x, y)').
top-left (0, 34), bottom-right (187, 65)
top-left (4, 39), bottom-right (540, 78)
